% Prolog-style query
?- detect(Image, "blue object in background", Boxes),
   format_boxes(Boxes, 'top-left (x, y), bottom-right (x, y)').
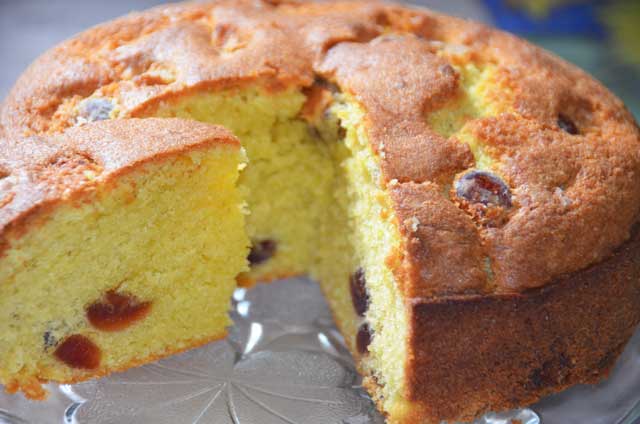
top-left (479, 0), bottom-right (639, 119)
top-left (483, 0), bottom-right (607, 36)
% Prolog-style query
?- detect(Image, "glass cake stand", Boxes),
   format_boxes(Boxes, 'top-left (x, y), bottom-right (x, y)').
top-left (0, 277), bottom-right (639, 424)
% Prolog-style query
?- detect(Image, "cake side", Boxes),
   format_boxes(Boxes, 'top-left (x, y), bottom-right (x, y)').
top-left (387, 225), bottom-right (640, 423)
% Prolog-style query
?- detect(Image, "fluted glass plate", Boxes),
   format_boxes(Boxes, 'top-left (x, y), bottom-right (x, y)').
top-left (1, 277), bottom-right (639, 424)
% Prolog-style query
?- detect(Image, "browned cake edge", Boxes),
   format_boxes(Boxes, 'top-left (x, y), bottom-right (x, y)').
top-left (364, 225), bottom-right (640, 423)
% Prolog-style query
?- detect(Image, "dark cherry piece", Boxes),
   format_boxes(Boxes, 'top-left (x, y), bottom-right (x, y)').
top-left (78, 98), bottom-right (114, 122)
top-left (455, 170), bottom-right (512, 208)
top-left (86, 291), bottom-right (152, 332)
top-left (350, 268), bottom-right (369, 317)
top-left (356, 323), bottom-right (372, 355)
top-left (54, 334), bottom-right (101, 369)
top-left (558, 114), bottom-right (579, 135)
top-left (248, 239), bottom-right (277, 266)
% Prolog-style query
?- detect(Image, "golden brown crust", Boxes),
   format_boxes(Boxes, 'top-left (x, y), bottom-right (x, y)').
top-left (318, 30), bottom-right (640, 296)
top-left (1, 1), bottom-right (640, 422)
top-left (0, 118), bottom-right (238, 256)
top-left (389, 181), bottom-right (488, 297)
top-left (0, 1), bottom-right (387, 133)
top-left (318, 35), bottom-right (475, 184)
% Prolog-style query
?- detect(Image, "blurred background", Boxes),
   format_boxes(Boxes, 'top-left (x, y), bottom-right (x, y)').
top-left (0, 0), bottom-right (638, 118)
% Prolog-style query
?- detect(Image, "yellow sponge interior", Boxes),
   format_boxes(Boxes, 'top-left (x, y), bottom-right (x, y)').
top-left (151, 88), bottom-right (409, 417)
top-left (324, 96), bottom-right (409, 415)
top-left (0, 144), bottom-right (248, 396)
top-left (3, 85), bottom-right (415, 416)
top-left (150, 89), bottom-right (336, 282)
top-left (427, 62), bottom-right (510, 170)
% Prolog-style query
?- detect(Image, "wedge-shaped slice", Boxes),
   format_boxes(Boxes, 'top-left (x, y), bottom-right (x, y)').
top-left (0, 118), bottom-right (248, 399)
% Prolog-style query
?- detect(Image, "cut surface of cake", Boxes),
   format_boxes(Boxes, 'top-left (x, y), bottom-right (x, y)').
top-left (0, 118), bottom-right (248, 400)
top-left (2, 1), bottom-right (640, 423)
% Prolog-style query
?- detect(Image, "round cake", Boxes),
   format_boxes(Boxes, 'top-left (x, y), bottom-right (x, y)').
top-left (1, 1), bottom-right (640, 423)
